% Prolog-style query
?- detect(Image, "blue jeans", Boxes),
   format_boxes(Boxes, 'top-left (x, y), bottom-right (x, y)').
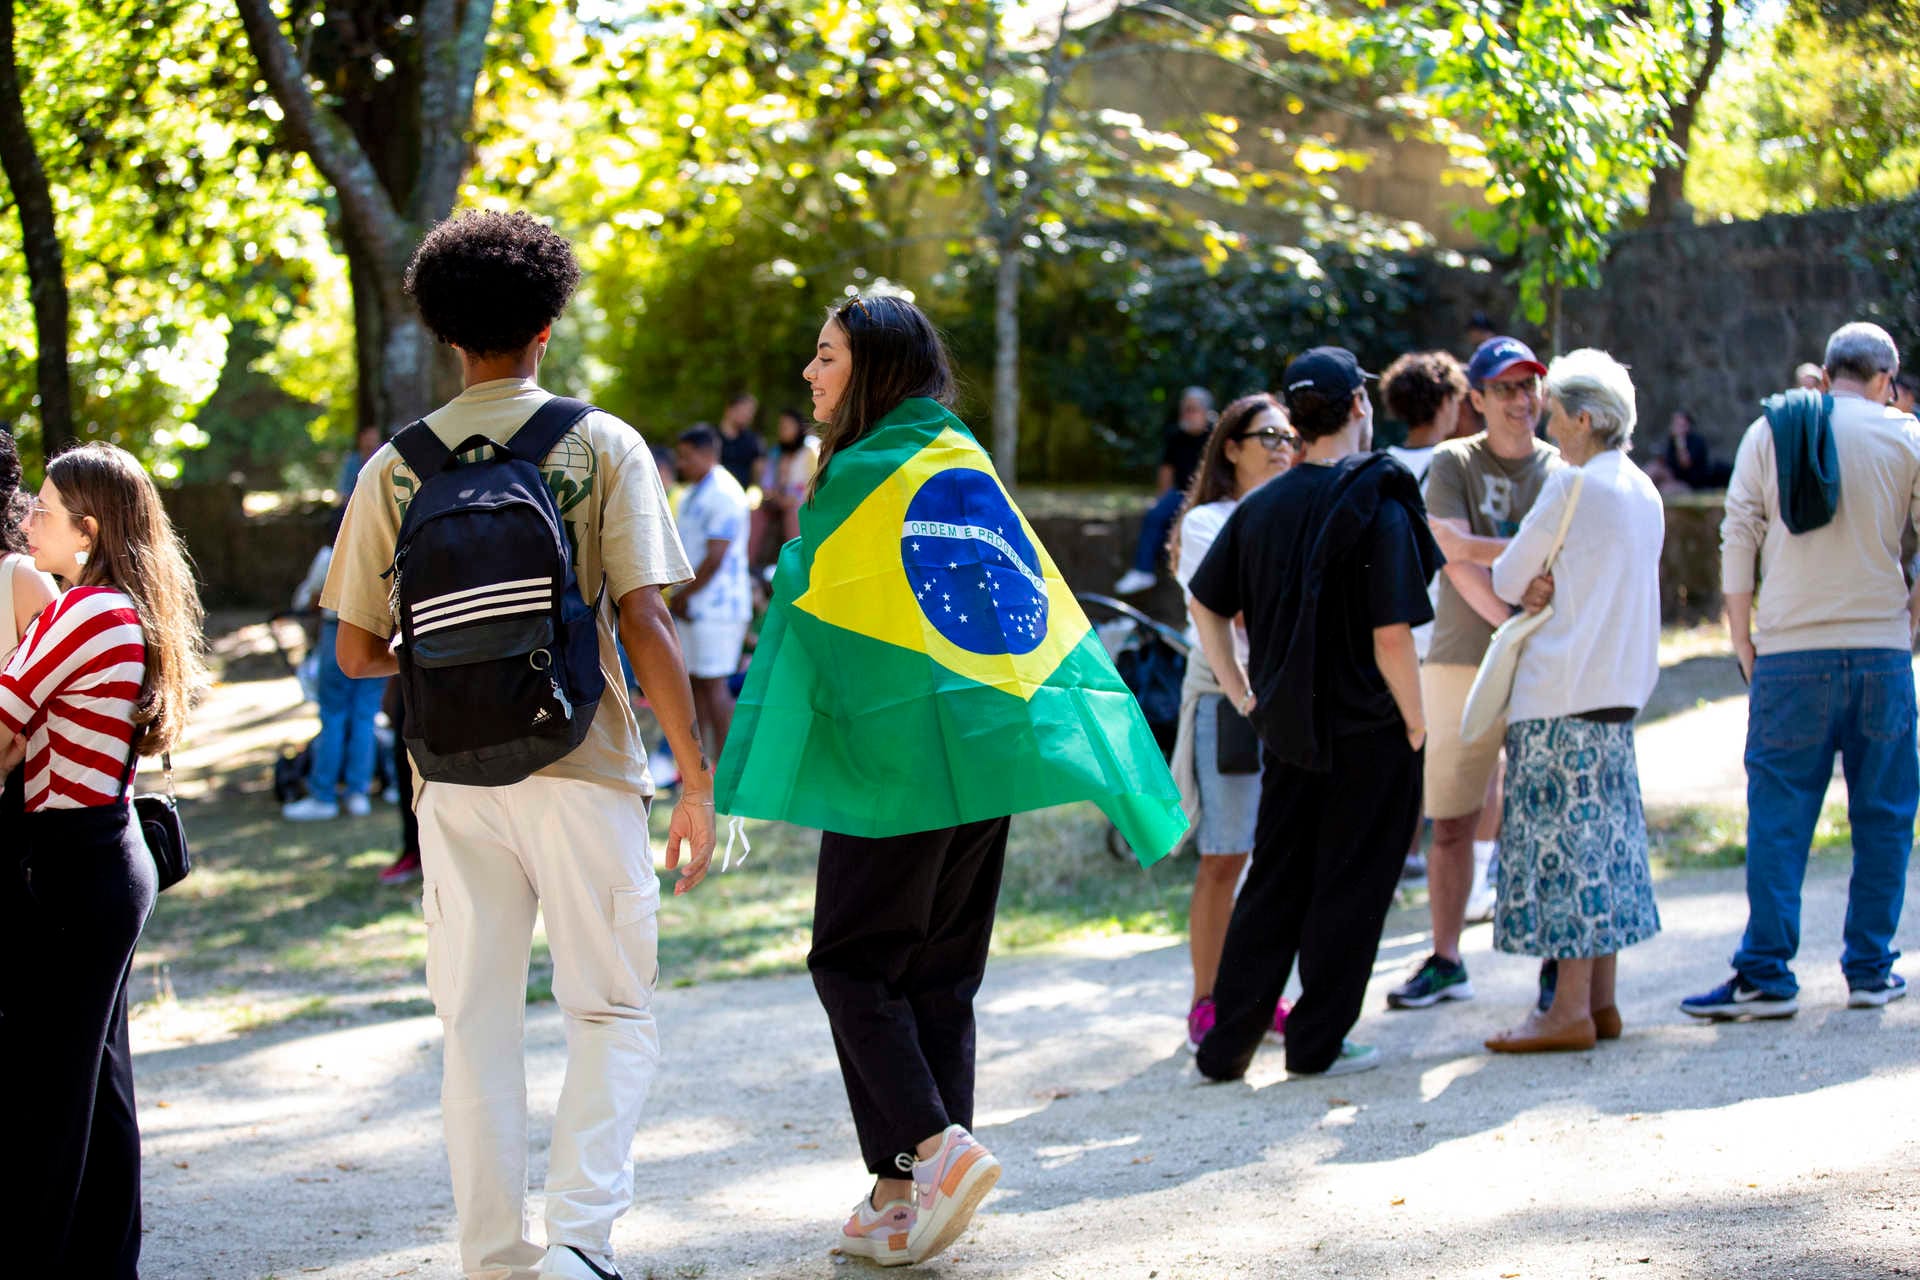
top-left (311, 619), bottom-right (386, 801)
top-left (1133, 488), bottom-right (1184, 574)
top-left (1735, 648), bottom-right (1917, 995)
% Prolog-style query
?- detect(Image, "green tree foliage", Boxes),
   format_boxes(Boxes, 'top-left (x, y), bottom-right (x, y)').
top-left (1377, 0), bottom-right (1696, 347)
top-left (1686, 5), bottom-right (1920, 217)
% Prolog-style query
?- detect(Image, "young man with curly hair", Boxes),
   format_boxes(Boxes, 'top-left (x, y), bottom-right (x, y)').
top-left (323, 211), bottom-right (716, 1280)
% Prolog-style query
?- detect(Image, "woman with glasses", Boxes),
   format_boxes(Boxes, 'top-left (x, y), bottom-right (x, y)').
top-left (0, 430), bottom-right (58, 824)
top-left (1, 443), bottom-right (206, 1277)
top-left (1166, 392), bottom-right (1297, 1050)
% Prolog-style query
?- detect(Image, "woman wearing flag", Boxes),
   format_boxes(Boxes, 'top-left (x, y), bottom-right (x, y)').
top-left (716, 293), bottom-right (1186, 1267)
top-left (1166, 393), bottom-right (1298, 1050)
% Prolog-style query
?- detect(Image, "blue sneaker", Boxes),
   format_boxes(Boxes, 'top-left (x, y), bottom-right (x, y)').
top-left (1847, 974), bottom-right (1907, 1008)
top-left (1679, 975), bottom-right (1798, 1020)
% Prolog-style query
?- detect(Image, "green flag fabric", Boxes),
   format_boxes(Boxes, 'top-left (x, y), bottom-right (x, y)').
top-left (713, 397), bottom-right (1187, 865)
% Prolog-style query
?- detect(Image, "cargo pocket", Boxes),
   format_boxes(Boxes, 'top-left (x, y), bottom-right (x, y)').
top-left (421, 881), bottom-right (456, 1017)
top-left (609, 878), bottom-right (662, 1010)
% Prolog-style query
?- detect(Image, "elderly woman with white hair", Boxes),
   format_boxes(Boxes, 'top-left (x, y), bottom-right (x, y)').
top-left (1482, 348), bottom-right (1666, 1054)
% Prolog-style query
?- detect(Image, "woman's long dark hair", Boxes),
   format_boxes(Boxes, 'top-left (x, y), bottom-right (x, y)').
top-left (1165, 393), bottom-right (1287, 573)
top-left (809, 293), bottom-right (956, 497)
top-left (0, 429), bottom-right (29, 555)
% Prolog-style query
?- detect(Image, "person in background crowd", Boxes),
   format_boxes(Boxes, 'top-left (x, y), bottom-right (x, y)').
top-left (1465, 311), bottom-right (1498, 351)
top-left (324, 209), bottom-right (715, 1280)
top-left (1653, 409), bottom-right (1714, 493)
top-left (1190, 347), bottom-right (1441, 1082)
top-left (337, 422), bottom-right (386, 500)
top-left (1685, 321), bottom-right (1920, 1020)
top-left (1115, 387), bottom-right (1216, 595)
top-left (0, 427), bottom-right (58, 826)
top-left (1381, 351), bottom-right (1470, 880)
top-left (1392, 336), bottom-right (1557, 1013)
top-left (284, 507), bottom-right (387, 822)
top-left (673, 425), bottom-right (753, 761)
top-left (2, 442), bottom-right (207, 1279)
top-left (1167, 392), bottom-right (1298, 1052)
top-left (717, 391), bottom-right (765, 491)
top-left (755, 406), bottom-right (819, 562)
top-left (1482, 349), bottom-right (1665, 1053)
top-left (1795, 362), bottom-right (1826, 390)
top-left (1893, 370), bottom-right (1917, 415)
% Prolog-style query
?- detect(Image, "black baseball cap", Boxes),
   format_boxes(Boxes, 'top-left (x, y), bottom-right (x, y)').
top-left (1466, 336), bottom-right (1547, 388)
top-left (1281, 346), bottom-right (1374, 408)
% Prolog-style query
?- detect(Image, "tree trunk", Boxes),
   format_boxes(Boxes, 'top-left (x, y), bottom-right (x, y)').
top-left (1547, 281), bottom-right (1564, 358)
top-left (1647, 0), bottom-right (1727, 223)
top-left (991, 244), bottom-right (1021, 484)
top-left (0, 0), bottom-right (73, 467)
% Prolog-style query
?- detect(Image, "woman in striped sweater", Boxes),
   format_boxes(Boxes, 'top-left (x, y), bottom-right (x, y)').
top-left (0, 442), bottom-right (205, 1278)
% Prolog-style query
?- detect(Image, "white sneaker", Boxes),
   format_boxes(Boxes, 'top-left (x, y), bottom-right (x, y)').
top-left (1113, 568), bottom-right (1157, 594)
top-left (282, 796), bottom-right (340, 822)
top-left (344, 792), bottom-right (372, 817)
top-left (1464, 839), bottom-right (1497, 924)
top-left (539, 1244), bottom-right (622, 1280)
top-left (382, 785), bottom-right (401, 805)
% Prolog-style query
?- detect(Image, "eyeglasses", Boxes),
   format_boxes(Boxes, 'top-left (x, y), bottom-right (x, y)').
top-left (23, 498), bottom-right (57, 524)
top-left (1237, 428), bottom-right (1300, 452)
top-left (1481, 377), bottom-right (1542, 401)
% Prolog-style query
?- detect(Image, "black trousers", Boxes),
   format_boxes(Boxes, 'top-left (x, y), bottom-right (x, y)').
top-left (2, 802), bottom-right (156, 1277)
top-left (809, 816), bottom-right (1010, 1177)
top-left (385, 678), bottom-right (420, 856)
top-left (1198, 723), bottom-right (1423, 1078)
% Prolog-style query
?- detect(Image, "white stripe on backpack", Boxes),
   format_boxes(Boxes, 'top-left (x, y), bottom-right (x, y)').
top-left (412, 598), bottom-right (552, 636)
top-left (413, 586), bottom-right (552, 626)
top-left (411, 576), bottom-right (551, 613)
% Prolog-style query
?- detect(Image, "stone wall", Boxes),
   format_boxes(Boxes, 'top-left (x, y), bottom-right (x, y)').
top-left (1410, 200), bottom-right (1913, 463)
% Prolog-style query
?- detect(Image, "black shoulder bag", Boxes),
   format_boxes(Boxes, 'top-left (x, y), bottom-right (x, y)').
top-left (118, 726), bottom-right (191, 892)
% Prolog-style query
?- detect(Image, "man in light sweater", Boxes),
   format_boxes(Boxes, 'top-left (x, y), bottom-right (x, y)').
top-left (1685, 322), bottom-right (1920, 1019)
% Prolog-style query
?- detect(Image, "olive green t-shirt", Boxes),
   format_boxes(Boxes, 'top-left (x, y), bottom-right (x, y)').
top-left (1423, 433), bottom-right (1559, 667)
top-left (320, 378), bottom-right (693, 798)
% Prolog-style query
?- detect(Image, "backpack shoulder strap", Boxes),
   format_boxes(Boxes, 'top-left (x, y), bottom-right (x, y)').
top-left (506, 396), bottom-right (595, 467)
top-left (391, 419), bottom-right (451, 478)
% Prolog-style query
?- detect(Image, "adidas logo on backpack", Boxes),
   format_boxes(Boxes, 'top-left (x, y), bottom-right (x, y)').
top-left (384, 397), bottom-right (608, 786)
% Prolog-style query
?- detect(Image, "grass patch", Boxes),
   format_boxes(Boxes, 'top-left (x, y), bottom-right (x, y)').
top-left (145, 780), bottom-right (1193, 1038)
top-left (1647, 803), bottom-right (1855, 871)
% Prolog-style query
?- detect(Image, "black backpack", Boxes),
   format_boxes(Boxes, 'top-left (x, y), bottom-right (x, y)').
top-left (385, 396), bottom-right (607, 786)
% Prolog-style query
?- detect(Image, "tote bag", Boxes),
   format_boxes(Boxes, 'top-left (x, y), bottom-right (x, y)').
top-left (1459, 470), bottom-right (1585, 744)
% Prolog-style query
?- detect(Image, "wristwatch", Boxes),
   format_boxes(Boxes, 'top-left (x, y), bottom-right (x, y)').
top-left (1238, 690), bottom-right (1257, 715)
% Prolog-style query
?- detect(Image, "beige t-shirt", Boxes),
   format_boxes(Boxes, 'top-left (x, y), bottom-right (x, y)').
top-left (1423, 432), bottom-right (1559, 667)
top-left (320, 378), bottom-right (692, 798)
top-left (1720, 392), bottom-right (1920, 655)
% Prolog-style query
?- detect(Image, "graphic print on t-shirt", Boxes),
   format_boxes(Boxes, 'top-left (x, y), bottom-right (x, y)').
top-left (391, 432), bottom-right (600, 567)
top-left (1478, 473), bottom-right (1520, 536)
top-left (902, 468), bottom-right (1049, 656)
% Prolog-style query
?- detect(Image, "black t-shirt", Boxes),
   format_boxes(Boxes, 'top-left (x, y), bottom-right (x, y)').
top-left (720, 429), bottom-right (765, 490)
top-left (1188, 460), bottom-right (1435, 737)
top-left (1162, 425), bottom-right (1210, 492)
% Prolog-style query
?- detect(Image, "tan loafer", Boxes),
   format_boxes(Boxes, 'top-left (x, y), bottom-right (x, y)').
top-left (1485, 1016), bottom-right (1598, 1053)
top-left (1592, 1006), bottom-right (1623, 1040)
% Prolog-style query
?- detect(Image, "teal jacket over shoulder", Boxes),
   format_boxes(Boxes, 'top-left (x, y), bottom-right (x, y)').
top-left (1760, 388), bottom-right (1839, 534)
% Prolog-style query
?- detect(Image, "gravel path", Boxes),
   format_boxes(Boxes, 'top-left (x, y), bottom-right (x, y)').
top-left (138, 852), bottom-right (1919, 1280)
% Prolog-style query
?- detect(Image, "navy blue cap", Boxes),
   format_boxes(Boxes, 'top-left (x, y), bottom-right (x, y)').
top-left (1466, 336), bottom-right (1547, 388)
top-left (1281, 346), bottom-right (1373, 405)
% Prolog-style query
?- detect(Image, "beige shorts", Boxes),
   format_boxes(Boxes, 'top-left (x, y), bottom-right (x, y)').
top-left (1422, 663), bottom-right (1503, 820)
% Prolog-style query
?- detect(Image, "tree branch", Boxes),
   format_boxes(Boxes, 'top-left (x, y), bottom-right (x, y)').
top-left (234, 0), bottom-right (406, 261)
top-left (413, 0), bottom-right (497, 222)
top-left (1007, 0), bottom-right (1077, 234)
top-left (979, 0), bottom-right (1006, 229)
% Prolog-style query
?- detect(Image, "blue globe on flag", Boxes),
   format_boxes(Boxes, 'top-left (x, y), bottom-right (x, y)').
top-left (901, 469), bottom-right (1049, 657)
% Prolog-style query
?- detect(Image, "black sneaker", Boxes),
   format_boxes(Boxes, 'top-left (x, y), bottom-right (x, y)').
top-left (1847, 974), bottom-right (1907, 1008)
top-left (1679, 975), bottom-right (1798, 1020)
top-left (1386, 954), bottom-right (1474, 1009)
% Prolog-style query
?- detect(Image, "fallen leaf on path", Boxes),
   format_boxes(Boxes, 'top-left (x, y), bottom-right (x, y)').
top-left (1327, 1097), bottom-right (1350, 1106)
top-left (155, 1100), bottom-right (171, 1108)
top-left (336, 1162), bottom-right (358, 1171)
top-left (1130, 1155), bottom-right (1154, 1165)
top-left (173, 1161), bottom-right (189, 1169)
top-left (796, 1142), bottom-right (820, 1150)
top-left (1390, 1197), bottom-right (1405, 1206)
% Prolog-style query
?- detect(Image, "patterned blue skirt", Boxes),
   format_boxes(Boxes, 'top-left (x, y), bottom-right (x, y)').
top-left (1494, 716), bottom-right (1661, 959)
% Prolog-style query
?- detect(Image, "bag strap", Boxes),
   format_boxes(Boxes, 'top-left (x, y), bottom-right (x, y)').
top-left (114, 723), bottom-right (176, 804)
top-left (390, 419), bottom-right (448, 478)
top-left (1540, 469), bottom-right (1587, 572)
top-left (505, 396), bottom-right (594, 466)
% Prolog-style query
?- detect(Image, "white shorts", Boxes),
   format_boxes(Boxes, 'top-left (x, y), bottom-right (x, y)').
top-left (676, 616), bottom-right (748, 680)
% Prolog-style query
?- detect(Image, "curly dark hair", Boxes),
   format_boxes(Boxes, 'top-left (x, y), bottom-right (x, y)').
top-left (403, 211), bottom-right (582, 356)
top-left (1381, 350), bottom-right (1469, 429)
top-left (0, 428), bottom-right (28, 555)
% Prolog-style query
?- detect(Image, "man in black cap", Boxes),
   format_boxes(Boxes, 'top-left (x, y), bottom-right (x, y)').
top-left (1187, 346), bottom-right (1441, 1080)
top-left (1386, 334), bottom-right (1559, 1015)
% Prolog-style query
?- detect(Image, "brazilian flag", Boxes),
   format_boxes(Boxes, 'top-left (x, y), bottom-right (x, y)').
top-left (714, 397), bottom-right (1187, 866)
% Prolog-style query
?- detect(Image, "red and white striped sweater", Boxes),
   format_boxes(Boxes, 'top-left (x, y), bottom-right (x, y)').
top-left (0, 586), bottom-right (146, 811)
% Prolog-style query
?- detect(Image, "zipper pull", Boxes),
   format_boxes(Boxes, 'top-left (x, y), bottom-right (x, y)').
top-left (550, 677), bottom-right (573, 721)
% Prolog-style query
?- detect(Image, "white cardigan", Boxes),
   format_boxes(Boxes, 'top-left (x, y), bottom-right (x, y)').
top-left (1491, 449), bottom-right (1664, 722)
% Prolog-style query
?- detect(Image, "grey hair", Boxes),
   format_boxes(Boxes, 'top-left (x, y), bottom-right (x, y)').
top-left (1824, 322), bottom-right (1900, 383)
top-left (1544, 348), bottom-right (1637, 451)
top-left (1179, 386), bottom-right (1215, 411)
